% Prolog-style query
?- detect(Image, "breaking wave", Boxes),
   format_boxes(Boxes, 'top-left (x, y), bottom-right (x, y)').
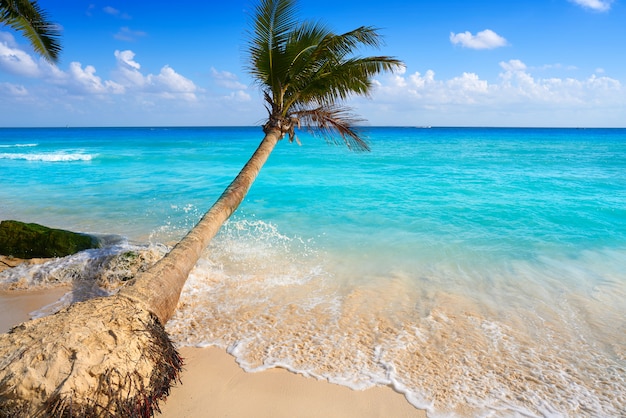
top-left (0, 152), bottom-right (94, 162)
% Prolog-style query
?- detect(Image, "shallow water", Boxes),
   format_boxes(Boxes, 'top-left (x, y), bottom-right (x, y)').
top-left (1, 127), bottom-right (625, 417)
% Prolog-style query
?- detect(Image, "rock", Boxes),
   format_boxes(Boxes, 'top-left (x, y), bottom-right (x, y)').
top-left (0, 220), bottom-right (101, 259)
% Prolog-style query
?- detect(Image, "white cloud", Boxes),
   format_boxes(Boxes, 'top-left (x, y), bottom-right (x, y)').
top-left (359, 59), bottom-right (624, 126)
top-left (450, 29), bottom-right (508, 50)
top-left (0, 41), bottom-right (197, 101)
top-left (211, 68), bottom-right (247, 90)
top-left (449, 72), bottom-right (489, 93)
top-left (66, 62), bottom-right (124, 94)
top-left (0, 82), bottom-right (28, 97)
top-left (0, 42), bottom-right (257, 126)
top-left (103, 6), bottom-right (131, 19)
top-left (225, 90), bottom-right (252, 102)
top-left (536, 63), bottom-right (578, 71)
top-left (569, 0), bottom-right (613, 11)
top-left (38, 57), bottom-right (123, 96)
top-left (148, 66), bottom-right (197, 101)
top-left (112, 50), bottom-right (198, 101)
top-left (0, 32), bottom-right (15, 46)
top-left (0, 34), bottom-right (41, 77)
top-left (499, 59), bottom-right (527, 72)
top-left (115, 49), bottom-right (141, 71)
top-left (114, 27), bottom-right (148, 42)
top-left (113, 49), bottom-right (146, 87)
top-left (103, 6), bottom-right (119, 15)
top-left (2, 31), bottom-right (623, 127)
top-left (68, 62), bottom-right (104, 92)
top-left (208, 67), bottom-right (251, 102)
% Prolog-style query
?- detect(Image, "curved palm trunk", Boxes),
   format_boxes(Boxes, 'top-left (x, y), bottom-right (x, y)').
top-left (120, 129), bottom-right (281, 325)
top-left (0, 128), bottom-right (283, 417)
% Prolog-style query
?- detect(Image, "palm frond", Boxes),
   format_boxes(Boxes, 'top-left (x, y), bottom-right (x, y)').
top-left (1, 0), bottom-right (61, 63)
top-left (247, 0), bottom-right (405, 152)
top-left (294, 105), bottom-right (370, 151)
top-left (293, 55), bottom-right (403, 106)
top-left (283, 26), bottom-right (404, 110)
top-left (246, 0), bottom-right (298, 89)
top-left (315, 26), bottom-right (384, 61)
top-left (283, 21), bottom-right (330, 77)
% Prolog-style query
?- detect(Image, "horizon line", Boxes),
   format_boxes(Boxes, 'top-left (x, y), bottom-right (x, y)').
top-left (2, 125), bottom-right (626, 130)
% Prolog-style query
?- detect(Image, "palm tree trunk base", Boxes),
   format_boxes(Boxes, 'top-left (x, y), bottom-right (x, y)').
top-left (0, 295), bottom-right (182, 417)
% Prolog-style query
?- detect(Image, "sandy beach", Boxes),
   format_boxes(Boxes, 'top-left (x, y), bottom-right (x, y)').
top-left (0, 286), bottom-right (425, 418)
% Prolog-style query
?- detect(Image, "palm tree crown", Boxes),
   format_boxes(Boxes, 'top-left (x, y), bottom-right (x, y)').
top-left (247, 0), bottom-right (404, 151)
top-left (1, 0), bottom-right (61, 63)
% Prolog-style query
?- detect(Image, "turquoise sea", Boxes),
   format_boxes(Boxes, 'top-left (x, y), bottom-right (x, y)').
top-left (1, 127), bottom-right (625, 417)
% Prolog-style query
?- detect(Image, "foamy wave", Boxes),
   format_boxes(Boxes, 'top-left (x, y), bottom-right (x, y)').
top-left (165, 224), bottom-right (626, 418)
top-left (0, 143), bottom-right (38, 148)
top-left (171, 270), bottom-right (626, 417)
top-left (0, 242), bottom-right (168, 316)
top-left (0, 152), bottom-right (94, 162)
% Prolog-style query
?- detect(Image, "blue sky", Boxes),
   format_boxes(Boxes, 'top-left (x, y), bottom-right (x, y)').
top-left (1, 0), bottom-right (625, 127)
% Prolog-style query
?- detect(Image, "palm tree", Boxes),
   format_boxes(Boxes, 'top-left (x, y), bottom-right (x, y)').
top-left (0, 0), bottom-right (61, 63)
top-left (119, 0), bottom-right (404, 326)
top-left (0, 0), bottom-right (404, 416)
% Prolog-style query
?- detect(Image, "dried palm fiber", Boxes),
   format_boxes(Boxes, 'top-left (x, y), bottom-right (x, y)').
top-left (0, 295), bottom-right (182, 418)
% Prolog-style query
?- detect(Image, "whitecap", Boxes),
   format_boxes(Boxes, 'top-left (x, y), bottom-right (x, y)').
top-left (0, 143), bottom-right (38, 148)
top-left (0, 152), bottom-right (94, 162)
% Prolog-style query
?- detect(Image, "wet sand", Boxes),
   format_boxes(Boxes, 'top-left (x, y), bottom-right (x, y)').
top-left (0, 289), bottom-right (425, 417)
top-left (0, 287), bottom-right (69, 333)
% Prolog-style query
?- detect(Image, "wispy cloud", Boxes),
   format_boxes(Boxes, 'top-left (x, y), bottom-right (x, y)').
top-left (535, 63), bottom-right (578, 71)
top-left (103, 6), bottom-right (131, 19)
top-left (450, 29), bottom-right (508, 50)
top-left (114, 27), bottom-right (148, 42)
top-left (210, 68), bottom-right (247, 90)
top-left (569, 0), bottom-right (613, 12)
top-left (0, 82), bottom-right (28, 97)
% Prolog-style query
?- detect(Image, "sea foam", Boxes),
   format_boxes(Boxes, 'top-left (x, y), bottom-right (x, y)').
top-left (0, 152), bottom-right (94, 162)
top-left (0, 143), bottom-right (38, 148)
top-left (164, 220), bottom-right (626, 418)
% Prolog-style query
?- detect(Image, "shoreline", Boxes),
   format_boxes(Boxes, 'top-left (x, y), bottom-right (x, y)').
top-left (0, 288), bottom-right (425, 417)
top-left (157, 346), bottom-right (424, 418)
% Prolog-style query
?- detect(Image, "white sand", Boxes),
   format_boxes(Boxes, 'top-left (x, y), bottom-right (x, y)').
top-left (0, 287), bottom-right (69, 333)
top-left (156, 346), bottom-right (424, 418)
top-left (0, 290), bottom-right (425, 417)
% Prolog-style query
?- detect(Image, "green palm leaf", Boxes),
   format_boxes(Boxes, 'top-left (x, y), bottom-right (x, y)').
top-left (246, 0), bottom-right (404, 151)
top-left (1, 0), bottom-right (61, 63)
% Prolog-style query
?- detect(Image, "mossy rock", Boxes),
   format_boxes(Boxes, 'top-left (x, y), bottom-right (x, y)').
top-left (0, 220), bottom-right (101, 259)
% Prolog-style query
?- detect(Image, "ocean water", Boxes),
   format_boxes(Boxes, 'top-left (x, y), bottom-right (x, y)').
top-left (1, 126), bottom-right (625, 417)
